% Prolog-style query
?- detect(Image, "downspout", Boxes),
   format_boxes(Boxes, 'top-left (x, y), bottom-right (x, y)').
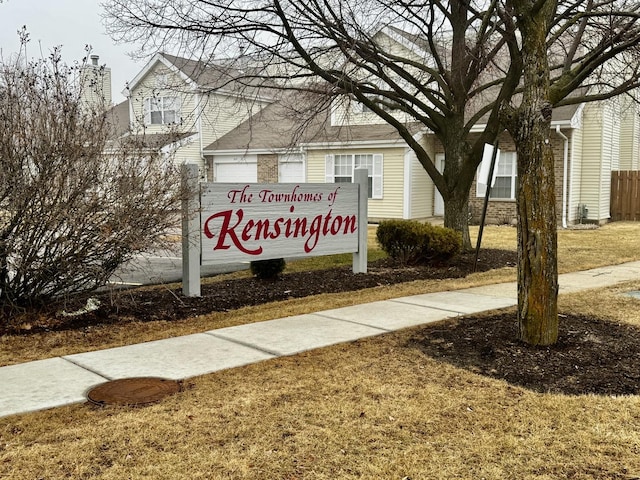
top-left (556, 126), bottom-right (569, 228)
top-left (197, 92), bottom-right (208, 180)
top-left (299, 146), bottom-right (308, 182)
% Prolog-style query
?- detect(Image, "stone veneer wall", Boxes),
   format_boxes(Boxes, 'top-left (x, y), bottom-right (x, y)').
top-left (258, 154), bottom-right (278, 183)
top-left (435, 131), bottom-right (570, 226)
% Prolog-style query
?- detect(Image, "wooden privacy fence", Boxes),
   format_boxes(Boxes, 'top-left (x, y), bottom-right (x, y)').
top-left (611, 171), bottom-right (640, 221)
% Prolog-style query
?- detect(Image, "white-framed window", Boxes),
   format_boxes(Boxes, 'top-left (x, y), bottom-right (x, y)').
top-left (476, 151), bottom-right (517, 199)
top-left (351, 95), bottom-right (392, 114)
top-left (491, 152), bottom-right (517, 199)
top-left (325, 153), bottom-right (383, 199)
top-left (143, 96), bottom-right (181, 125)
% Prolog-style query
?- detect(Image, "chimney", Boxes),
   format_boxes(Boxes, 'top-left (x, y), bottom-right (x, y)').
top-left (80, 55), bottom-right (113, 108)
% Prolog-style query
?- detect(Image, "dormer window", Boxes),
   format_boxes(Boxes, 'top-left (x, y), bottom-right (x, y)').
top-left (351, 95), bottom-right (392, 114)
top-left (143, 96), bottom-right (181, 125)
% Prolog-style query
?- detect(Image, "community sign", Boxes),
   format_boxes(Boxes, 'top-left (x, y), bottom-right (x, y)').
top-left (181, 165), bottom-right (369, 297)
top-left (200, 183), bottom-right (359, 264)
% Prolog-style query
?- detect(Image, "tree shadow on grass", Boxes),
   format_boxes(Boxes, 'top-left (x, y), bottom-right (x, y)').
top-left (408, 313), bottom-right (640, 396)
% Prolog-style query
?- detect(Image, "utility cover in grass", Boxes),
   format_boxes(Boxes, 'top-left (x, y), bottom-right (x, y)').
top-left (87, 377), bottom-right (182, 406)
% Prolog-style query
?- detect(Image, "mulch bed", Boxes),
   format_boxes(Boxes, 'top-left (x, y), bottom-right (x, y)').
top-left (1, 248), bottom-right (517, 334)
top-left (409, 313), bottom-right (640, 396)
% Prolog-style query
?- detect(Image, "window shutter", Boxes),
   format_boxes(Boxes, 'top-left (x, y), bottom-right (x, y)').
top-left (174, 96), bottom-right (182, 123)
top-left (372, 154), bottom-right (383, 199)
top-left (143, 98), bottom-right (151, 125)
top-left (325, 155), bottom-right (335, 183)
top-left (476, 147), bottom-right (501, 197)
top-left (476, 165), bottom-right (487, 197)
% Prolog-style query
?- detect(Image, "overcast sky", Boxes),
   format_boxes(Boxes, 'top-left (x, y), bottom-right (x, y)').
top-left (0, 0), bottom-right (145, 102)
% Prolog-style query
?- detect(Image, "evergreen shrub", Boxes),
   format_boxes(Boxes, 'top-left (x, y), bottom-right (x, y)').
top-left (250, 258), bottom-right (286, 279)
top-left (376, 220), bottom-right (462, 265)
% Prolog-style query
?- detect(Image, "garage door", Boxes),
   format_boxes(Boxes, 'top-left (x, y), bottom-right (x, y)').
top-left (278, 154), bottom-right (305, 183)
top-left (214, 155), bottom-right (257, 182)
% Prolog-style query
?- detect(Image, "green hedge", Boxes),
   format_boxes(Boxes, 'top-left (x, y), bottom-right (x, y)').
top-left (376, 220), bottom-right (462, 265)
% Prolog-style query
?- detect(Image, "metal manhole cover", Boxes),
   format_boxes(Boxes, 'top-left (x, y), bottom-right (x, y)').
top-left (87, 377), bottom-right (182, 406)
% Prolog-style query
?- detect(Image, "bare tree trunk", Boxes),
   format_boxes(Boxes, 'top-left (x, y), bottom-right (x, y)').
top-left (443, 190), bottom-right (471, 252)
top-left (507, 0), bottom-right (559, 346)
top-left (439, 123), bottom-right (475, 252)
top-left (512, 116), bottom-right (559, 345)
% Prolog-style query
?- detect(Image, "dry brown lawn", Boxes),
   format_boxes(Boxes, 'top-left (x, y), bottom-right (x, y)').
top-left (2, 222), bottom-right (640, 479)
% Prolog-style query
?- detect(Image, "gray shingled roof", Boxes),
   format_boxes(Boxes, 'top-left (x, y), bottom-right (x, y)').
top-left (106, 100), bottom-right (131, 139)
top-left (203, 89), bottom-right (583, 154)
top-left (203, 92), bottom-right (425, 153)
top-left (160, 53), bottom-right (275, 95)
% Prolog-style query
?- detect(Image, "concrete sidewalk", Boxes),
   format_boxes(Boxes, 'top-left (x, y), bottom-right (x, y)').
top-left (2, 261), bottom-right (640, 419)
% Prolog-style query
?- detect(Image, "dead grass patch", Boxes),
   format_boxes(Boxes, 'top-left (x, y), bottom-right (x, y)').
top-left (2, 224), bottom-right (640, 478)
top-left (3, 286), bottom-right (640, 478)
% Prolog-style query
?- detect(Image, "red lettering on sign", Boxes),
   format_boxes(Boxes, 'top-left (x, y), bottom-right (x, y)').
top-left (203, 209), bottom-right (262, 255)
top-left (203, 207), bottom-right (357, 256)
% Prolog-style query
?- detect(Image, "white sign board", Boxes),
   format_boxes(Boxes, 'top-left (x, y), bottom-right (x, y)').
top-left (181, 165), bottom-right (368, 297)
top-left (200, 183), bottom-right (359, 263)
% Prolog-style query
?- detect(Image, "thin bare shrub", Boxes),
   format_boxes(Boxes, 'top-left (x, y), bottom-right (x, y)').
top-left (0, 48), bottom-right (184, 314)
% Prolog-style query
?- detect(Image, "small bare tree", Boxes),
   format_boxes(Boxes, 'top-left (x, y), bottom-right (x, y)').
top-left (0, 47), bottom-right (183, 313)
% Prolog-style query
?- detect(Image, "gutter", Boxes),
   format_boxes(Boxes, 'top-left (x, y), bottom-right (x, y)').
top-left (555, 126), bottom-right (569, 228)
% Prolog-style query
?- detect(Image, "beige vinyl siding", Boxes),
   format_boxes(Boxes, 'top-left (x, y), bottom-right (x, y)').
top-left (409, 152), bottom-right (432, 218)
top-left (80, 66), bottom-right (112, 108)
top-left (198, 94), bottom-right (269, 149)
top-left (330, 30), bottom-right (427, 128)
top-left (129, 64), bottom-right (235, 167)
top-left (171, 136), bottom-right (202, 168)
top-left (129, 65), bottom-right (195, 133)
top-left (128, 60), bottom-right (270, 170)
top-left (579, 102), bottom-right (615, 222)
top-left (619, 100), bottom-right (640, 170)
top-left (307, 147), bottom-right (407, 219)
top-left (331, 96), bottom-right (411, 127)
top-left (409, 135), bottom-right (435, 218)
top-left (567, 124), bottom-right (583, 224)
top-left (129, 66), bottom-right (205, 166)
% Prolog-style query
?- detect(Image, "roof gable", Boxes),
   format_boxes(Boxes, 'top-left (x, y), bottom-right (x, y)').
top-left (125, 52), bottom-right (276, 102)
top-left (123, 53), bottom-right (196, 98)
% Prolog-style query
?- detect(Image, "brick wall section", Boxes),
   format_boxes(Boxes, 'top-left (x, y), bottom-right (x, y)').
top-left (435, 131), bottom-right (570, 226)
top-left (258, 154), bottom-right (278, 183)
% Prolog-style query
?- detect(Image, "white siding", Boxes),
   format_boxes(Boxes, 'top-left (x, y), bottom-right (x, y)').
top-left (579, 102), bottom-right (616, 222)
top-left (619, 99), bottom-right (640, 170)
top-left (567, 124), bottom-right (583, 224)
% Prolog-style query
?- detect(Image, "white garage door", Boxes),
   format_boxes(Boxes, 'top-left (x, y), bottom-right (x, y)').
top-left (278, 154), bottom-right (305, 183)
top-left (214, 155), bottom-right (257, 182)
